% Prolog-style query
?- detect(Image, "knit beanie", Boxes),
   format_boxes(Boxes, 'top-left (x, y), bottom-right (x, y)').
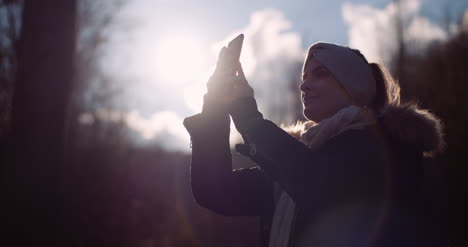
top-left (304, 42), bottom-right (376, 107)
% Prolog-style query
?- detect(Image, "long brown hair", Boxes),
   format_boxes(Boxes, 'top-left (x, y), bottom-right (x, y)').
top-left (351, 49), bottom-right (401, 113)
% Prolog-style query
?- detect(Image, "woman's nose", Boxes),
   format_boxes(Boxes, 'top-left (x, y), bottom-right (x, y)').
top-left (300, 80), bottom-right (312, 92)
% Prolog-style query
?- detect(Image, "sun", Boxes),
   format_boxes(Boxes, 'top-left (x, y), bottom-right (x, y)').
top-left (152, 35), bottom-right (205, 84)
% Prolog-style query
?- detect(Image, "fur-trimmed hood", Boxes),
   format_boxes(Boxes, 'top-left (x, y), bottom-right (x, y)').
top-left (283, 103), bottom-right (444, 155)
top-left (378, 103), bottom-right (445, 154)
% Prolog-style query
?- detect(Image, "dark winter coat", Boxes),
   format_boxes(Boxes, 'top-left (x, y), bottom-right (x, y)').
top-left (183, 96), bottom-right (445, 247)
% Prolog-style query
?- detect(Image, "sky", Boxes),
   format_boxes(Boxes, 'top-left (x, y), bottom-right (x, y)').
top-left (80, 0), bottom-right (468, 152)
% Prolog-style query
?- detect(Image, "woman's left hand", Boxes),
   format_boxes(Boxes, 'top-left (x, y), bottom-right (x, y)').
top-left (206, 46), bottom-right (254, 104)
top-left (229, 62), bottom-right (254, 102)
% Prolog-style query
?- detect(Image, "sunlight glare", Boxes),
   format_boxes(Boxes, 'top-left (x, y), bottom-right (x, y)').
top-left (153, 35), bottom-right (204, 84)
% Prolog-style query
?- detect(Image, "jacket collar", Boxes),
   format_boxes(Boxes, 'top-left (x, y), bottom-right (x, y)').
top-left (283, 103), bottom-right (444, 155)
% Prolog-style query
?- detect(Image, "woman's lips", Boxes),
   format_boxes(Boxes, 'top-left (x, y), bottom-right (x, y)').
top-left (302, 95), bottom-right (318, 104)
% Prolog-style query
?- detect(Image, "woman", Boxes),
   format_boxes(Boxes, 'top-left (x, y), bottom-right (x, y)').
top-left (183, 41), bottom-right (445, 247)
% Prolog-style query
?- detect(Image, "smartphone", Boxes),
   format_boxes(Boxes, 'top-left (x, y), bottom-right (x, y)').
top-left (227, 34), bottom-right (244, 62)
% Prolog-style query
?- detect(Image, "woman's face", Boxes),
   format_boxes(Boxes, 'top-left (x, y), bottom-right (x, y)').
top-left (300, 57), bottom-right (353, 122)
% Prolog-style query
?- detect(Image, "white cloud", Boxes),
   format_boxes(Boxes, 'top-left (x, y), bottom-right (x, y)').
top-left (125, 111), bottom-right (186, 142)
top-left (78, 112), bottom-right (95, 125)
top-left (83, 108), bottom-right (190, 152)
top-left (183, 68), bottom-right (213, 114)
top-left (342, 0), bottom-right (448, 67)
top-left (126, 110), bottom-right (189, 151)
top-left (461, 9), bottom-right (468, 33)
top-left (406, 16), bottom-right (447, 46)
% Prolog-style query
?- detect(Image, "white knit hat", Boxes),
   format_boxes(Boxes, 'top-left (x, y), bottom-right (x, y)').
top-left (304, 42), bottom-right (376, 107)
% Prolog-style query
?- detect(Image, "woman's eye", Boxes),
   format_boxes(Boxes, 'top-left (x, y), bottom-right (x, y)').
top-left (316, 69), bottom-right (328, 77)
top-left (317, 69), bottom-right (327, 75)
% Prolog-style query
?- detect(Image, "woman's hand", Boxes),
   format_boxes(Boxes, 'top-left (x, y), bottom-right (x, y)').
top-left (206, 47), bottom-right (254, 104)
top-left (230, 61), bottom-right (254, 101)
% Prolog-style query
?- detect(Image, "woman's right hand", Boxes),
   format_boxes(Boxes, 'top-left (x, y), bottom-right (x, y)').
top-left (206, 46), bottom-right (254, 106)
top-left (206, 46), bottom-right (238, 104)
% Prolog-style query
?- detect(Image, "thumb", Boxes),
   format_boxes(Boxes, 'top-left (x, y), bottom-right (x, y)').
top-left (236, 62), bottom-right (247, 81)
top-left (218, 46), bottom-right (227, 60)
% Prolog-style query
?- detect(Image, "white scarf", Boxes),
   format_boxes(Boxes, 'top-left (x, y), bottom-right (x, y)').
top-left (269, 105), bottom-right (376, 247)
top-left (300, 105), bottom-right (376, 149)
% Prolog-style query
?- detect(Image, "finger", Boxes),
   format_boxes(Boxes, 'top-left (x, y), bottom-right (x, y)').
top-left (232, 76), bottom-right (243, 87)
top-left (216, 65), bottom-right (236, 78)
top-left (224, 46), bottom-right (236, 60)
top-left (218, 46), bottom-right (227, 60)
top-left (236, 61), bottom-right (245, 79)
top-left (215, 48), bottom-right (224, 65)
top-left (219, 47), bottom-right (237, 68)
top-left (233, 75), bottom-right (254, 97)
top-left (209, 74), bottom-right (236, 90)
top-left (235, 63), bottom-right (249, 87)
top-left (216, 48), bottom-right (236, 73)
top-left (216, 47), bottom-right (228, 69)
top-left (220, 47), bottom-right (237, 64)
top-left (214, 67), bottom-right (235, 80)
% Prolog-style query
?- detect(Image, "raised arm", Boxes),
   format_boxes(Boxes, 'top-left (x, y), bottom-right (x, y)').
top-left (229, 97), bottom-right (387, 207)
top-left (183, 95), bottom-right (274, 216)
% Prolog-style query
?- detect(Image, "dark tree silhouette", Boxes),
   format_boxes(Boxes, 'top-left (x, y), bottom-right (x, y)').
top-left (5, 1), bottom-right (77, 246)
top-left (396, 28), bottom-right (468, 246)
top-left (0, 0), bottom-right (21, 139)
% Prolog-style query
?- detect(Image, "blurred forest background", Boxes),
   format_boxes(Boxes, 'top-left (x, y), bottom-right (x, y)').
top-left (1, 0), bottom-right (466, 246)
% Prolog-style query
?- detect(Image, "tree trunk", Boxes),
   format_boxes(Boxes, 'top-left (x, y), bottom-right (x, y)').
top-left (8, 0), bottom-right (76, 245)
